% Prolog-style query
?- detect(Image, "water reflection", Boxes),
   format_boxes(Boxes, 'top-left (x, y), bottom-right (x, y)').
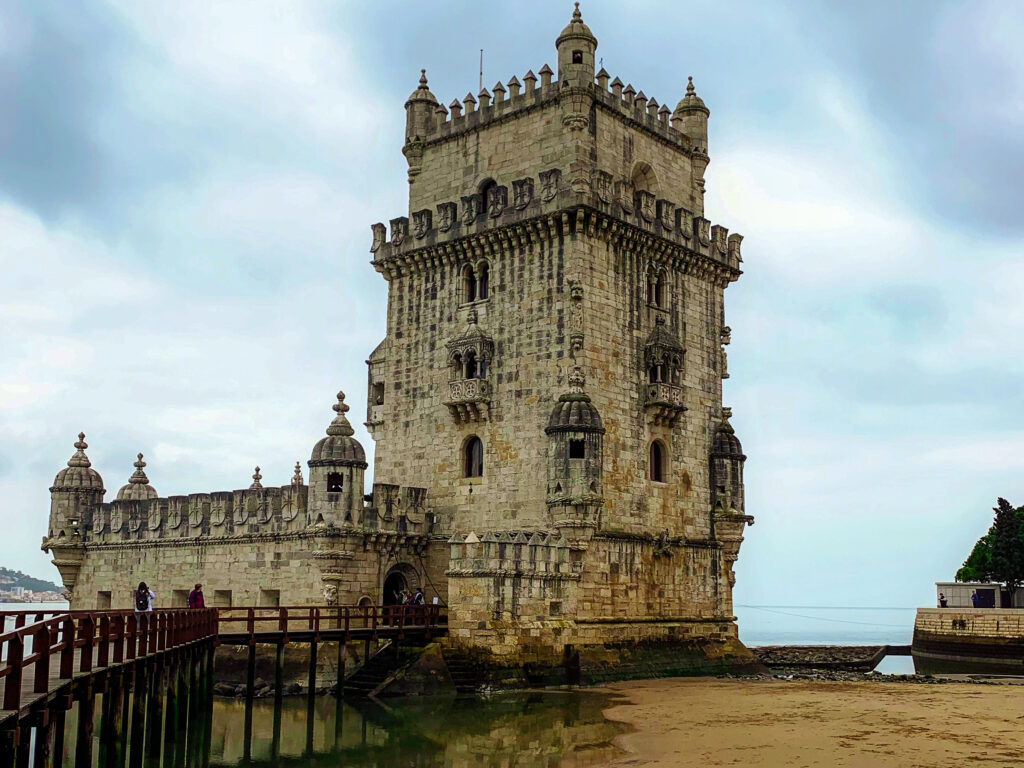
top-left (208, 692), bottom-right (625, 768)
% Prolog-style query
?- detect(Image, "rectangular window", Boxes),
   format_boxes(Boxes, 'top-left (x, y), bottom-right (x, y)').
top-left (213, 590), bottom-right (232, 608)
top-left (550, 601), bottom-right (562, 616)
top-left (172, 589), bottom-right (189, 607)
top-left (259, 589), bottom-right (280, 607)
top-left (569, 439), bottom-right (586, 459)
top-left (96, 591), bottom-right (111, 610)
top-left (372, 382), bottom-right (385, 405)
top-left (327, 472), bottom-right (344, 493)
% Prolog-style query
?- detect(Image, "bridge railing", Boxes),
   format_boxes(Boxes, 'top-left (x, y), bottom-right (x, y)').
top-left (0, 608), bottom-right (217, 714)
top-left (215, 604), bottom-right (444, 643)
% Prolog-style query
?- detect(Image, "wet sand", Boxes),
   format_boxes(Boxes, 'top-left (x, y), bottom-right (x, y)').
top-left (601, 677), bottom-right (1024, 767)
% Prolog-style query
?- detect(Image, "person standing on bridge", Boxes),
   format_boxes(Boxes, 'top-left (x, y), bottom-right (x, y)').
top-left (187, 583), bottom-right (205, 608)
top-left (134, 581), bottom-right (155, 612)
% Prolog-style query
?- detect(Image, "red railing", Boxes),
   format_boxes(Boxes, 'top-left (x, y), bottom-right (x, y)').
top-left (215, 604), bottom-right (443, 643)
top-left (0, 609), bottom-right (217, 714)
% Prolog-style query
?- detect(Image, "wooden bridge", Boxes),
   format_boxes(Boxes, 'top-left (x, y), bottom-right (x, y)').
top-left (0, 604), bottom-right (446, 768)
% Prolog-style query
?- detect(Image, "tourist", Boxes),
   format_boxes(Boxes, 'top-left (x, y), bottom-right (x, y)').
top-left (187, 583), bottom-right (205, 609)
top-left (134, 581), bottom-right (155, 612)
top-left (938, 592), bottom-right (948, 608)
top-left (414, 588), bottom-right (425, 605)
top-left (971, 590), bottom-right (979, 608)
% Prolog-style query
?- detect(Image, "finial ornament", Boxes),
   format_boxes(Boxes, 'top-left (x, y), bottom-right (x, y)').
top-left (250, 466), bottom-right (263, 489)
top-left (129, 452), bottom-right (151, 485)
top-left (68, 432), bottom-right (92, 468)
top-left (573, 2), bottom-right (582, 20)
top-left (568, 365), bottom-right (586, 393)
top-left (326, 391), bottom-right (355, 437)
top-left (292, 461), bottom-right (304, 486)
top-left (419, 68), bottom-right (428, 88)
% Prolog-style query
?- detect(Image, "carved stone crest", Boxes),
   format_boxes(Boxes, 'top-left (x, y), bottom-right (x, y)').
top-left (486, 185), bottom-right (508, 218)
top-left (656, 199), bottom-right (675, 231)
top-left (696, 217), bottom-right (711, 246)
top-left (675, 208), bottom-right (693, 240)
top-left (594, 171), bottom-right (612, 204)
top-left (512, 178), bottom-right (534, 210)
top-left (539, 168), bottom-right (561, 202)
top-left (370, 223), bottom-right (386, 253)
top-left (322, 583), bottom-right (338, 606)
top-left (188, 498), bottom-right (204, 528)
top-left (636, 190), bottom-right (655, 223)
top-left (412, 209), bottom-right (432, 239)
top-left (437, 201), bottom-right (457, 232)
top-left (110, 507), bottom-right (122, 533)
top-left (389, 217), bottom-right (408, 247)
top-left (616, 179), bottom-right (635, 213)
top-left (711, 224), bottom-right (728, 254)
top-left (461, 194), bottom-right (480, 226)
top-left (210, 498), bottom-right (226, 526)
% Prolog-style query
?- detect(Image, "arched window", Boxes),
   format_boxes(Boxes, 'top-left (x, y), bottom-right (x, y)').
top-left (670, 356), bottom-right (681, 385)
top-left (649, 441), bottom-right (665, 482)
top-left (464, 350), bottom-right (478, 379)
top-left (478, 262), bottom-right (489, 300)
top-left (463, 266), bottom-right (477, 303)
top-left (464, 436), bottom-right (484, 478)
top-left (646, 270), bottom-right (665, 307)
top-left (648, 364), bottom-right (662, 384)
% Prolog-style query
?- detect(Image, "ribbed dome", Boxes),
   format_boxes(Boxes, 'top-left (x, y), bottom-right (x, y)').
top-left (309, 392), bottom-right (367, 467)
top-left (673, 76), bottom-right (709, 117)
top-left (116, 452), bottom-right (158, 500)
top-left (711, 411), bottom-right (745, 459)
top-left (405, 69), bottom-right (438, 107)
top-left (52, 433), bottom-right (104, 491)
top-left (546, 366), bottom-right (604, 434)
top-left (556, 3), bottom-right (597, 48)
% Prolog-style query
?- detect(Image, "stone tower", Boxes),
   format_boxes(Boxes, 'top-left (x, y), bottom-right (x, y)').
top-left (368, 5), bottom-right (754, 664)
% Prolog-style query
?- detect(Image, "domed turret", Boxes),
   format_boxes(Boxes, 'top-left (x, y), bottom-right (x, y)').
top-left (672, 76), bottom-right (710, 153)
top-left (116, 453), bottom-right (158, 501)
top-left (546, 368), bottom-right (604, 434)
top-left (556, 3), bottom-right (597, 86)
top-left (710, 408), bottom-right (745, 514)
top-left (52, 433), bottom-right (104, 491)
top-left (308, 392), bottom-right (367, 527)
top-left (405, 69), bottom-right (439, 141)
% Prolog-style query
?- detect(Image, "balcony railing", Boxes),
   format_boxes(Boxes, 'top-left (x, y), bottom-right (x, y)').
top-left (444, 378), bottom-right (491, 423)
top-left (643, 382), bottom-right (686, 426)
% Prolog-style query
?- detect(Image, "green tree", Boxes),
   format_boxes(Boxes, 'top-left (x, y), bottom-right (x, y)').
top-left (989, 497), bottom-right (1024, 592)
top-left (955, 500), bottom-right (1024, 585)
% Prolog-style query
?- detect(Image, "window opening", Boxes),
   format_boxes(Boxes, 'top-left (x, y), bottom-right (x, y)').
top-left (572, 50), bottom-right (583, 64)
top-left (373, 382), bottom-right (385, 405)
top-left (465, 436), bottom-right (484, 478)
top-left (327, 472), bottom-right (344, 493)
top-left (478, 262), bottom-right (489, 300)
top-left (569, 439), bottom-right (586, 459)
top-left (464, 266), bottom-right (477, 303)
top-left (650, 441), bottom-right (665, 482)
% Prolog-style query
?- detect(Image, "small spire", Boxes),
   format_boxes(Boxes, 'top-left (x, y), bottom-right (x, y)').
top-left (292, 461), bottom-right (304, 486)
top-left (129, 452), bottom-right (150, 485)
top-left (326, 391), bottom-right (355, 437)
top-left (67, 432), bottom-right (92, 468)
top-left (572, 2), bottom-right (582, 21)
top-left (419, 68), bottom-right (428, 89)
top-left (250, 466), bottom-right (263, 489)
top-left (686, 75), bottom-right (696, 95)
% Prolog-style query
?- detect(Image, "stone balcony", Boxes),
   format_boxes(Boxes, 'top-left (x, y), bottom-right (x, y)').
top-left (643, 382), bottom-right (686, 427)
top-left (444, 378), bottom-right (491, 423)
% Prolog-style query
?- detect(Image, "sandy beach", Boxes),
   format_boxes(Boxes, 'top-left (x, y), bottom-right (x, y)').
top-left (601, 677), bottom-right (1024, 767)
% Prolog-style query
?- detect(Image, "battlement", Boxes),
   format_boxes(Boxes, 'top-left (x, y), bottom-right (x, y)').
top-left (370, 167), bottom-right (742, 278)
top-left (446, 530), bottom-right (579, 581)
top-left (411, 67), bottom-right (697, 155)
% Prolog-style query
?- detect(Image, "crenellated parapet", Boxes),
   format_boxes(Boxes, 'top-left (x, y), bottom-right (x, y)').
top-left (446, 531), bottom-right (579, 582)
top-left (370, 169), bottom-right (742, 282)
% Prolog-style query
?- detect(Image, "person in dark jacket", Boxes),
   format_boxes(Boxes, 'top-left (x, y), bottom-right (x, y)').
top-left (187, 583), bottom-right (205, 609)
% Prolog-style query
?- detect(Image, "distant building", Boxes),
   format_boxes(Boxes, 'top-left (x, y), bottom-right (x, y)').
top-left (43, 7), bottom-right (754, 669)
top-left (935, 582), bottom-right (1024, 609)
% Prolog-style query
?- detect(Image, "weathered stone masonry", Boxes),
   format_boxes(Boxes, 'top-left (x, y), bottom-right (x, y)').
top-left (43, 6), bottom-right (754, 669)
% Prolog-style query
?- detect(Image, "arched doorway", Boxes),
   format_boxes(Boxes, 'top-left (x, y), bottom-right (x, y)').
top-left (382, 563), bottom-right (421, 605)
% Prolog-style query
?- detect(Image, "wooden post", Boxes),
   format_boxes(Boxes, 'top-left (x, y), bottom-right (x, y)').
top-left (0, 728), bottom-right (17, 768)
top-left (75, 686), bottom-right (96, 768)
top-left (33, 715), bottom-right (57, 768)
top-left (144, 661), bottom-right (164, 766)
top-left (336, 641), bottom-right (345, 698)
top-left (104, 673), bottom-right (127, 768)
top-left (52, 708), bottom-right (66, 768)
top-left (4, 635), bottom-right (23, 711)
top-left (174, 657), bottom-right (188, 768)
top-left (14, 725), bottom-right (30, 768)
top-left (129, 664), bottom-right (147, 768)
top-left (308, 640), bottom-right (318, 695)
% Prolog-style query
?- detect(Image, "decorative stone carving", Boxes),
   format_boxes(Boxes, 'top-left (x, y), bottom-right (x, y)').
top-left (594, 171), bottom-right (612, 204)
top-left (188, 498), bottom-right (204, 528)
top-left (675, 208), bottom-right (693, 240)
top-left (569, 282), bottom-right (584, 355)
top-left (323, 582), bottom-right (338, 605)
top-left (656, 199), bottom-right (675, 230)
top-left (616, 179), bottom-right (635, 213)
top-left (636, 190), bottom-right (655, 223)
top-left (539, 169), bottom-right (561, 202)
top-left (512, 178), bottom-right (534, 209)
top-left (711, 224), bottom-right (728, 254)
top-left (390, 217), bottom-right (408, 247)
top-left (109, 507), bottom-right (122, 533)
top-left (437, 201), bottom-right (457, 232)
top-left (486, 185), bottom-right (508, 218)
top-left (461, 194), bottom-right (480, 226)
top-left (412, 209), bottom-right (432, 239)
top-left (370, 223), bottom-right (386, 253)
top-left (697, 217), bottom-right (711, 246)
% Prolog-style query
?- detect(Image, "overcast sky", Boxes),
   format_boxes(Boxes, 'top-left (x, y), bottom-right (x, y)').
top-left (2, 1), bottom-right (1023, 609)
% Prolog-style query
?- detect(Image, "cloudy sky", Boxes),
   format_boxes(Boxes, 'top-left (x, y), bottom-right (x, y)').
top-left (2, 1), bottom-right (1022, 610)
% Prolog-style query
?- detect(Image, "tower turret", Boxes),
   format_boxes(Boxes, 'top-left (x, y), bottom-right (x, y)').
top-left (308, 392), bottom-right (367, 527)
top-left (672, 76), bottom-right (710, 154)
top-left (710, 408), bottom-right (745, 515)
top-left (404, 69), bottom-right (438, 142)
top-left (556, 3), bottom-right (597, 86)
top-left (545, 366), bottom-right (604, 541)
top-left (116, 453), bottom-right (158, 501)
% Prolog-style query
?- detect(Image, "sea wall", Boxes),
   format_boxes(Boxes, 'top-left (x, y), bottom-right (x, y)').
top-left (912, 608), bottom-right (1024, 670)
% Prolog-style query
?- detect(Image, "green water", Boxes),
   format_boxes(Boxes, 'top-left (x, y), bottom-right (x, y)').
top-left (208, 692), bottom-right (627, 767)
